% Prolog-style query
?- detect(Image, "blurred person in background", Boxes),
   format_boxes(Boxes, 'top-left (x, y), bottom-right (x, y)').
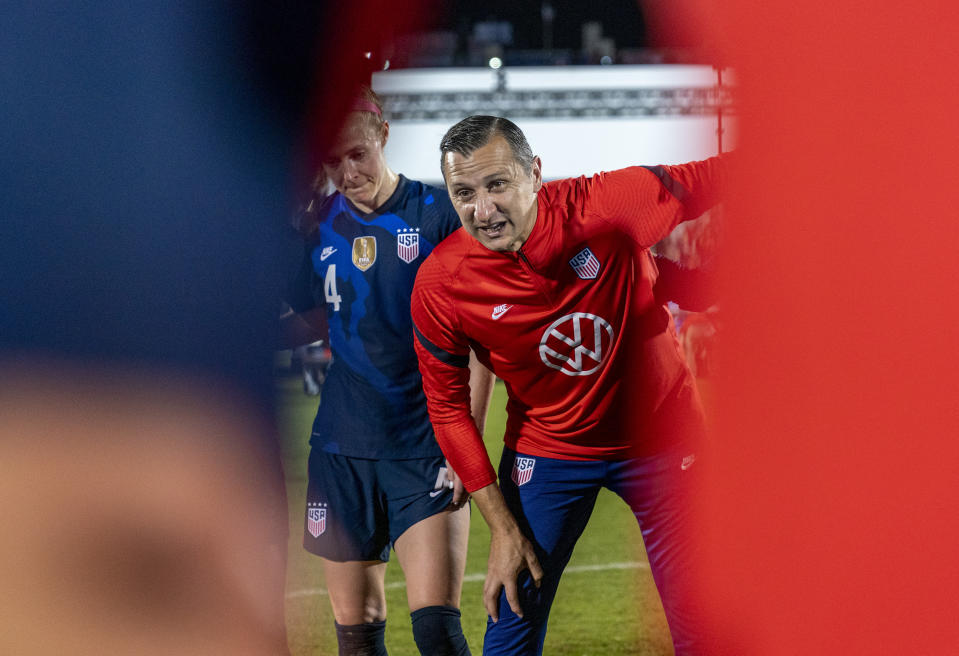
top-left (652, 254), bottom-right (720, 378)
top-left (281, 87), bottom-right (494, 656)
top-left (0, 3), bottom-right (339, 654)
top-left (286, 169), bottom-right (333, 396)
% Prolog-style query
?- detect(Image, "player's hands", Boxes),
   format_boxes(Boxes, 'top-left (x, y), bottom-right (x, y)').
top-left (484, 526), bottom-right (543, 621)
top-left (444, 459), bottom-right (470, 507)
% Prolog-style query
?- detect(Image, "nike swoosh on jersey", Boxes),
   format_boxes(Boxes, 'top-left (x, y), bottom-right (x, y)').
top-left (319, 247), bottom-right (337, 261)
top-left (492, 304), bottom-right (513, 320)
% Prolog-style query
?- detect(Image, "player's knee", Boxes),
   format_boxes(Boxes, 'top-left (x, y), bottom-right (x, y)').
top-left (410, 605), bottom-right (470, 656)
top-left (334, 620), bottom-right (388, 656)
top-left (331, 593), bottom-right (387, 626)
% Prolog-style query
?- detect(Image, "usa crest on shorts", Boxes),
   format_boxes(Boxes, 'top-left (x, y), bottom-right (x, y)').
top-left (397, 228), bottom-right (420, 263)
top-left (569, 247), bottom-right (601, 279)
top-left (307, 502), bottom-right (327, 538)
top-left (352, 236), bottom-right (376, 271)
top-left (511, 457), bottom-right (536, 486)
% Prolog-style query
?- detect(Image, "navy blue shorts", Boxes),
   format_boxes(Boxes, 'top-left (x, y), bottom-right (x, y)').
top-left (303, 448), bottom-right (454, 562)
top-left (483, 444), bottom-right (708, 656)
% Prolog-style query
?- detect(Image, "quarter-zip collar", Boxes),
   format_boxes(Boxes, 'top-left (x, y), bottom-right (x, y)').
top-left (513, 186), bottom-right (561, 274)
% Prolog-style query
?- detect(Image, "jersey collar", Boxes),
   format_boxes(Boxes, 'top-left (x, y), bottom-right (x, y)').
top-left (513, 186), bottom-right (554, 270)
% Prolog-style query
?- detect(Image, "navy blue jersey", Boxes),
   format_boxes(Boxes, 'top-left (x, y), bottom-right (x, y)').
top-left (289, 175), bottom-right (462, 459)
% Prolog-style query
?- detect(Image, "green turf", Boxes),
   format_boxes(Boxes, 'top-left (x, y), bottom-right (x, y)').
top-left (277, 376), bottom-right (675, 655)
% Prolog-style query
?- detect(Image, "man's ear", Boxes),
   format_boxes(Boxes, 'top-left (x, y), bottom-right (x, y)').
top-left (381, 120), bottom-right (390, 146)
top-left (531, 156), bottom-right (543, 192)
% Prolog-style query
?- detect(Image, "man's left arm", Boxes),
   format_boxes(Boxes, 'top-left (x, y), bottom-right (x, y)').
top-left (588, 155), bottom-right (729, 248)
top-left (645, 154), bottom-right (729, 223)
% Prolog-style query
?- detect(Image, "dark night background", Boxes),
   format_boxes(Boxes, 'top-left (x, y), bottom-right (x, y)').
top-left (444, 0), bottom-right (647, 50)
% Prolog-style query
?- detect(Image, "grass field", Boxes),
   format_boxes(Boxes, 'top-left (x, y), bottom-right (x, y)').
top-left (277, 377), bottom-right (682, 655)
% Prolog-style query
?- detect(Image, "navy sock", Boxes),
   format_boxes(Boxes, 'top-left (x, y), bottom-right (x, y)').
top-left (410, 605), bottom-right (470, 656)
top-left (334, 620), bottom-right (388, 656)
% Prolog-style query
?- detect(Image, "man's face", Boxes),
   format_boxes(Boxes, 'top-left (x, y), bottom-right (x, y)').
top-left (443, 136), bottom-right (542, 253)
top-left (322, 113), bottom-right (389, 213)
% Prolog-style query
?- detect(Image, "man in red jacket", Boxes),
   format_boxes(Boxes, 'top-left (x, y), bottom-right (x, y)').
top-left (411, 115), bottom-right (725, 655)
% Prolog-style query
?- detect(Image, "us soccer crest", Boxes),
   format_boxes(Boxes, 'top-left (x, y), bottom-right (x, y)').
top-left (352, 236), bottom-right (376, 271)
top-left (569, 247), bottom-right (601, 279)
top-left (511, 457), bottom-right (536, 487)
top-left (307, 502), bottom-right (327, 538)
top-left (397, 228), bottom-right (420, 263)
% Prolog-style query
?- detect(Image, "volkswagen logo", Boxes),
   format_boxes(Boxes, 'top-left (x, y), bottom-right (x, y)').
top-left (539, 312), bottom-right (614, 376)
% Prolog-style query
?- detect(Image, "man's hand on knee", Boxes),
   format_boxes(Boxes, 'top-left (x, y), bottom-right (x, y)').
top-left (484, 524), bottom-right (543, 621)
top-left (468, 483), bottom-right (544, 621)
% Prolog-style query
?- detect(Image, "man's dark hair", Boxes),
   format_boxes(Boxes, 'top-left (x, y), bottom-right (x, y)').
top-left (439, 115), bottom-right (534, 178)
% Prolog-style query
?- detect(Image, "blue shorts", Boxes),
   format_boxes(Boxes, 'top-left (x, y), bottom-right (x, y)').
top-left (484, 445), bottom-right (708, 656)
top-left (303, 449), bottom-right (454, 562)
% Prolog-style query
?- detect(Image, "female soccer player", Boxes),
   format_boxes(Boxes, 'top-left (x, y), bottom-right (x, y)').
top-left (284, 87), bottom-right (493, 656)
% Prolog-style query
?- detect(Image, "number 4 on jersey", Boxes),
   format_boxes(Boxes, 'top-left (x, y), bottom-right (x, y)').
top-left (324, 265), bottom-right (342, 311)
